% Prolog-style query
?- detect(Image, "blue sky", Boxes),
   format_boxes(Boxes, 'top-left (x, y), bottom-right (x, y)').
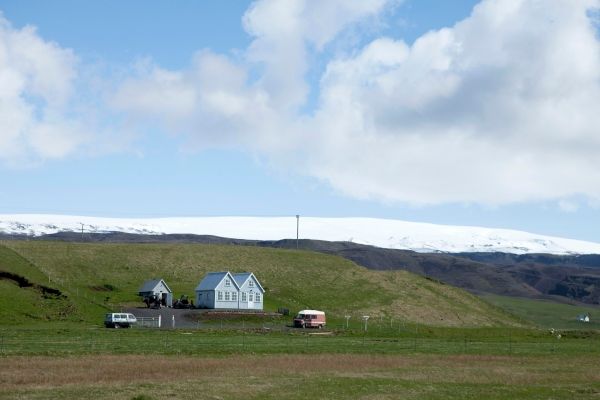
top-left (1, 0), bottom-right (599, 242)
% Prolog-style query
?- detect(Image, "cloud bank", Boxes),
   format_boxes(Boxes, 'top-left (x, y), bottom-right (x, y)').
top-left (3, 0), bottom-right (600, 207)
top-left (111, 0), bottom-right (600, 205)
top-left (0, 15), bottom-right (92, 165)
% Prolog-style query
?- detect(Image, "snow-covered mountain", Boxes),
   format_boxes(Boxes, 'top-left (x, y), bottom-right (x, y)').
top-left (1, 214), bottom-right (599, 255)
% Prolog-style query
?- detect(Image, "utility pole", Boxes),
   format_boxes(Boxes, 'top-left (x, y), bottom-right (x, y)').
top-left (296, 215), bottom-right (299, 249)
top-left (80, 223), bottom-right (84, 241)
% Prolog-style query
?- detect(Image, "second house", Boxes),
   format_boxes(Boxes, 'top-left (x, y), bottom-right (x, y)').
top-left (195, 271), bottom-right (264, 310)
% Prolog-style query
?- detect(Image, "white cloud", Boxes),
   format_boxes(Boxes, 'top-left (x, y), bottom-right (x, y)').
top-left (0, 14), bottom-right (92, 166)
top-left (111, 0), bottom-right (390, 153)
top-left (307, 0), bottom-right (600, 205)
top-left (111, 0), bottom-right (600, 206)
top-left (558, 199), bottom-right (579, 213)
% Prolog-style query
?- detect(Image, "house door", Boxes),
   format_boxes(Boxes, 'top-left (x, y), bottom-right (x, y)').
top-left (248, 292), bottom-right (254, 309)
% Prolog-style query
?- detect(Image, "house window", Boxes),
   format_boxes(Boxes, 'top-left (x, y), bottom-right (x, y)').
top-left (217, 291), bottom-right (223, 301)
top-left (255, 293), bottom-right (261, 302)
top-left (242, 292), bottom-right (247, 302)
top-left (249, 280), bottom-right (254, 287)
top-left (225, 279), bottom-right (230, 287)
top-left (225, 291), bottom-right (230, 301)
top-left (249, 293), bottom-right (254, 302)
top-left (232, 292), bottom-right (237, 301)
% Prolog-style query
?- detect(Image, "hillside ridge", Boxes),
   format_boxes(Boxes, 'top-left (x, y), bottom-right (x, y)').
top-left (0, 241), bottom-right (521, 327)
top-left (5, 232), bottom-right (600, 306)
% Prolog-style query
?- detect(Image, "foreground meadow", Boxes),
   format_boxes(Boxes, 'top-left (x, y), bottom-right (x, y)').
top-left (2, 353), bottom-right (599, 400)
top-left (1, 326), bottom-right (600, 399)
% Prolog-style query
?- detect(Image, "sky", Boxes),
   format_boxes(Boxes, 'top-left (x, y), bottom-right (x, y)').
top-left (1, 0), bottom-right (600, 242)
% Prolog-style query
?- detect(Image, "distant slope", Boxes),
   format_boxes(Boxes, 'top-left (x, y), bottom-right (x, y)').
top-left (482, 294), bottom-right (600, 330)
top-left (0, 241), bottom-right (521, 327)
top-left (2, 214), bottom-right (600, 255)
top-left (267, 239), bottom-right (600, 305)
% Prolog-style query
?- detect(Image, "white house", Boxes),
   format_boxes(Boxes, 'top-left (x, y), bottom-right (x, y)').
top-left (195, 271), bottom-right (264, 310)
top-left (232, 272), bottom-right (265, 310)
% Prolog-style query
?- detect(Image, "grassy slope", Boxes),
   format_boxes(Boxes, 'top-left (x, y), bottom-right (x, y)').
top-left (482, 293), bottom-right (600, 330)
top-left (0, 240), bottom-right (520, 327)
top-left (0, 245), bottom-right (83, 324)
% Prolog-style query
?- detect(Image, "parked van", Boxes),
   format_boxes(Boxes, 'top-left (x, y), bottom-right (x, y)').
top-left (104, 313), bottom-right (137, 328)
top-left (293, 310), bottom-right (326, 329)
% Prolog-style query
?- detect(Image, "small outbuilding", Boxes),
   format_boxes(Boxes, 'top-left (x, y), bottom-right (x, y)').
top-left (577, 313), bottom-right (590, 323)
top-left (139, 278), bottom-right (173, 307)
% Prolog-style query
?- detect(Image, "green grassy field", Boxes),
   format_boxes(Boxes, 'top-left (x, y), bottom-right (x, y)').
top-left (1, 324), bottom-right (597, 357)
top-left (0, 241), bottom-right (520, 327)
top-left (1, 326), bottom-right (599, 400)
top-left (2, 240), bottom-right (600, 399)
top-left (482, 293), bottom-right (600, 329)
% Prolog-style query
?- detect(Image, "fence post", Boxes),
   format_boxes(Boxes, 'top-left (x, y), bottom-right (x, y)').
top-left (158, 315), bottom-right (162, 328)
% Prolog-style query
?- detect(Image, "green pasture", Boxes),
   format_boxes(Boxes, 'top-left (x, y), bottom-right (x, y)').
top-left (482, 293), bottom-right (600, 329)
top-left (0, 241), bottom-right (519, 327)
top-left (0, 324), bottom-right (596, 357)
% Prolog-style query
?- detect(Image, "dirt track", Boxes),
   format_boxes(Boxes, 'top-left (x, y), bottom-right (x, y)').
top-left (124, 307), bottom-right (206, 328)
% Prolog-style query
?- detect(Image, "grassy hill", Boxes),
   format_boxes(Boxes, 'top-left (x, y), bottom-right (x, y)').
top-left (0, 240), bottom-right (521, 327)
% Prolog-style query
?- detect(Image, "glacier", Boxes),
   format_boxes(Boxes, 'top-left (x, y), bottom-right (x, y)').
top-left (1, 214), bottom-right (599, 255)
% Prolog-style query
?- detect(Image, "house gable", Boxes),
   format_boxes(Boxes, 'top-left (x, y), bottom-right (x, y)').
top-left (232, 272), bottom-right (264, 293)
top-left (195, 271), bottom-right (240, 292)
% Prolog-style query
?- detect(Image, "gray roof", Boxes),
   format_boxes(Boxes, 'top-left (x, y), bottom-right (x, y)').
top-left (232, 272), bottom-right (265, 293)
top-left (195, 271), bottom-right (239, 291)
top-left (232, 272), bottom-right (251, 287)
top-left (138, 279), bottom-right (171, 294)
